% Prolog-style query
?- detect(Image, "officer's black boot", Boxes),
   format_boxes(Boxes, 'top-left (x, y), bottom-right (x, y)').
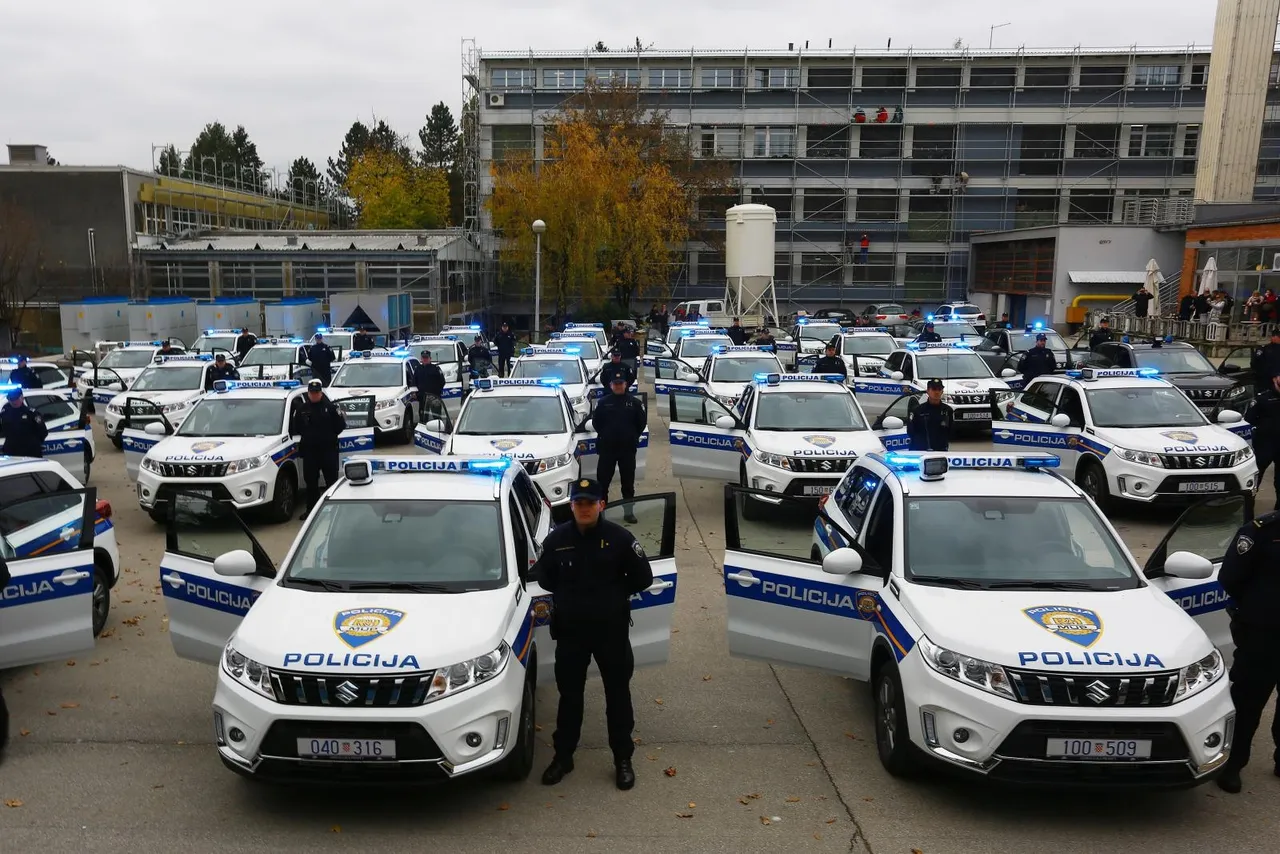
top-left (623, 502), bottom-right (638, 525)
top-left (615, 758), bottom-right (635, 790)
top-left (541, 756), bottom-right (574, 785)
top-left (1217, 767), bottom-right (1242, 793)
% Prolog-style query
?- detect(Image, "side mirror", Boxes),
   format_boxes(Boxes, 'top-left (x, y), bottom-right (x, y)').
top-left (714, 415), bottom-right (736, 430)
top-left (1216, 409), bottom-right (1244, 424)
top-left (213, 549), bottom-right (257, 577)
top-left (581, 419), bottom-right (595, 433)
top-left (881, 415), bottom-right (905, 430)
top-left (1163, 550), bottom-right (1215, 580)
top-left (81, 361), bottom-right (94, 369)
top-left (1049, 413), bottom-right (1071, 428)
top-left (890, 371), bottom-right (905, 382)
top-left (143, 421), bottom-right (167, 436)
top-left (425, 419), bottom-right (448, 433)
top-left (1001, 368), bottom-right (1017, 378)
top-left (822, 547), bottom-right (864, 576)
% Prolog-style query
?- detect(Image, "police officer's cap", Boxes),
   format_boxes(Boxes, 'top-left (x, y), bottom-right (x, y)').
top-left (420, 350), bottom-right (432, 359)
top-left (474, 335), bottom-right (483, 342)
top-left (5, 386), bottom-right (22, 401)
top-left (214, 352), bottom-right (226, 361)
top-left (570, 478), bottom-right (603, 501)
top-left (15, 354), bottom-right (26, 363)
top-left (1035, 333), bottom-right (1048, 341)
top-left (926, 378), bottom-right (944, 390)
top-left (924, 321), bottom-right (934, 328)
top-left (609, 348), bottom-right (621, 357)
top-left (307, 379), bottom-right (324, 392)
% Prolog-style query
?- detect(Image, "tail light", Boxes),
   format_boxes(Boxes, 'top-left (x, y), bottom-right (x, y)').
top-left (898, 314), bottom-right (908, 320)
top-left (96, 499), bottom-right (112, 519)
top-left (977, 313), bottom-right (986, 320)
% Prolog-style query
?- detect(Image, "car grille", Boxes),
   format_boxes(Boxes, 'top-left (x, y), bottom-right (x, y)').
top-left (270, 670), bottom-right (435, 707)
top-left (1182, 387), bottom-right (1224, 401)
top-left (1158, 453), bottom-right (1234, 470)
top-left (259, 720), bottom-right (443, 761)
top-left (996, 720), bottom-right (1189, 762)
top-left (337, 400), bottom-right (368, 413)
top-left (1006, 668), bottom-right (1179, 707)
top-left (789, 456), bottom-right (856, 474)
top-left (156, 462), bottom-right (229, 478)
top-left (948, 393), bottom-right (989, 406)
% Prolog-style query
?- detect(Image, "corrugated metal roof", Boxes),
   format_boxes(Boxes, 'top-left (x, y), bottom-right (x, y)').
top-left (156, 233), bottom-right (460, 253)
top-left (1068, 271), bottom-right (1161, 285)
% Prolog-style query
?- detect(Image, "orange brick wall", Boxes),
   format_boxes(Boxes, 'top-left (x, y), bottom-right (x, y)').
top-left (1181, 222), bottom-right (1280, 296)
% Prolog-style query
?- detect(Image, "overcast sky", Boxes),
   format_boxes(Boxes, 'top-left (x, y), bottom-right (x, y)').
top-left (4, 0), bottom-right (1220, 179)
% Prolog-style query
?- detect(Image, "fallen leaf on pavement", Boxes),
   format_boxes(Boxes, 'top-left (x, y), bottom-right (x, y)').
top-left (19, 729), bottom-right (30, 737)
top-left (59, 702), bottom-right (80, 709)
top-left (45, 710), bottom-right (56, 716)
top-left (737, 797), bottom-right (749, 805)
top-left (654, 697), bottom-right (664, 705)
top-left (534, 724), bottom-right (543, 732)
top-left (586, 830), bottom-right (597, 838)
top-left (785, 797), bottom-right (800, 803)
top-left (646, 753), bottom-right (657, 761)
top-left (329, 825), bottom-right (341, 833)
top-left (4, 799), bottom-right (23, 808)
top-left (806, 761), bottom-right (817, 767)
top-left (65, 660), bottom-right (75, 666)
top-left (675, 812), bottom-right (694, 819)
top-left (759, 816), bottom-right (771, 826)
top-left (814, 833), bottom-right (822, 840)
top-left (687, 802), bottom-right (696, 809)
top-left (702, 674), bottom-right (713, 681)
top-left (109, 695), bottom-right (119, 700)
top-left (497, 803), bottom-right (510, 811)
top-left (862, 797), bottom-right (874, 802)
top-left (912, 850), bottom-right (924, 854)
top-left (663, 766), bottom-right (677, 777)
top-left (825, 818), bottom-right (838, 824)
top-left (746, 792), bottom-right (762, 799)
top-left (151, 784), bottom-right (164, 789)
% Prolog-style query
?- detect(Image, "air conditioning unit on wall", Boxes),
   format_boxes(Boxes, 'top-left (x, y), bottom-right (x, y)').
top-left (488, 93), bottom-right (505, 108)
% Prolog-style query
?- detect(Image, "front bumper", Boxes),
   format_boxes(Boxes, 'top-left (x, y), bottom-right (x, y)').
top-left (137, 467), bottom-right (283, 511)
top-left (212, 659), bottom-right (526, 783)
top-left (533, 466), bottom-right (578, 506)
top-left (899, 653), bottom-right (1235, 788)
top-left (373, 405), bottom-right (406, 434)
top-left (1108, 459), bottom-right (1258, 503)
top-left (744, 458), bottom-right (841, 500)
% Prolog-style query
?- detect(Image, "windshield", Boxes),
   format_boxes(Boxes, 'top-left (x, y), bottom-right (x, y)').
top-left (1133, 348), bottom-right (1216, 375)
top-left (240, 347), bottom-right (299, 367)
top-left (870, 305), bottom-right (904, 316)
top-left (915, 353), bottom-right (993, 379)
top-left (931, 323), bottom-right (980, 340)
top-left (100, 349), bottom-right (156, 369)
top-left (511, 358), bottom-right (585, 384)
top-left (755, 390), bottom-right (868, 431)
top-left (906, 497), bottom-right (1137, 589)
top-left (947, 305), bottom-right (981, 315)
top-left (1005, 332), bottom-right (1067, 353)
top-left (128, 366), bottom-right (205, 391)
top-left (798, 324), bottom-right (842, 342)
top-left (456, 396), bottom-right (567, 435)
top-left (840, 335), bottom-right (896, 356)
top-left (317, 333), bottom-right (355, 351)
top-left (557, 340), bottom-right (601, 361)
top-left (191, 335), bottom-right (237, 353)
top-left (332, 362), bottom-right (404, 388)
top-left (1086, 387), bottom-right (1209, 428)
top-left (414, 343), bottom-right (459, 363)
top-left (711, 356), bottom-right (784, 383)
top-left (177, 398), bottom-right (285, 437)
top-left (565, 329), bottom-right (607, 348)
top-left (283, 499), bottom-right (505, 591)
top-left (679, 337), bottom-right (733, 359)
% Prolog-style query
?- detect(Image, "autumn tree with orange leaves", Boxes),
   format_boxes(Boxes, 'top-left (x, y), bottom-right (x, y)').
top-left (345, 148), bottom-right (450, 229)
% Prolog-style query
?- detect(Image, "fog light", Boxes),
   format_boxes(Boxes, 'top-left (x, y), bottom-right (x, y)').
top-left (1205, 732), bottom-right (1222, 749)
top-left (921, 711), bottom-right (938, 747)
top-left (241, 488), bottom-right (253, 499)
top-left (1133, 481), bottom-right (1148, 493)
top-left (465, 732), bottom-right (482, 748)
top-left (764, 484), bottom-right (775, 492)
top-left (495, 716), bottom-right (510, 750)
top-left (228, 727), bottom-right (245, 743)
top-left (953, 728), bottom-right (970, 744)
top-left (553, 486), bottom-right (563, 496)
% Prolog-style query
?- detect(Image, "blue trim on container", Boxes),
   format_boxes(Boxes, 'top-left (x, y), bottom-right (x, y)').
top-left (131, 297), bottom-right (195, 305)
top-left (65, 296), bottom-right (129, 305)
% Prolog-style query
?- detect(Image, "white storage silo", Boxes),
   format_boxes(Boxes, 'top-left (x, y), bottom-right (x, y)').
top-left (725, 204), bottom-right (779, 323)
top-left (60, 296), bottom-right (131, 354)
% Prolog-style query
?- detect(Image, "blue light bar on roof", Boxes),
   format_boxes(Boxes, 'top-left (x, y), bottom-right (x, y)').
top-left (158, 354), bottom-right (213, 362)
top-left (847, 327), bottom-right (890, 334)
top-left (364, 456), bottom-right (511, 474)
top-left (883, 452), bottom-right (1060, 472)
top-left (212, 379), bottom-right (301, 392)
top-left (565, 322), bottom-right (604, 328)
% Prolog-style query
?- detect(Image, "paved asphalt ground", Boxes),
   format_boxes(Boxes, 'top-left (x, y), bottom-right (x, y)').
top-left (2, 382), bottom-right (1278, 854)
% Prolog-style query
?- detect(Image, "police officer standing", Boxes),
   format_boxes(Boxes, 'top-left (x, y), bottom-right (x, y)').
top-left (811, 341), bottom-right (847, 380)
top-left (466, 335), bottom-right (492, 376)
top-left (599, 349), bottom-right (636, 389)
top-left (914, 321), bottom-right (942, 343)
top-left (7, 355), bottom-right (42, 389)
top-left (592, 375), bottom-right (645, 522)
top-left (997, 313), bottom-right (1013, 330)
top-left (495, 321), bottom-right (518, 377)
top-left (308, 333), bottom-right (336, 386)
top-left (754, 327), bottom-right (776, 349)
top-left (1252, 328), bottom-right (1280, 397)
top-left (615, 327), bottom-right (641, 376)
top-left (908, 379), bottom-right (952, 451)
top-left (727, 317), bottom-right (748, 346)
top-left (1, 387), bottom-right (47, 457)
top-left (1017, 332), bottom-right (1057, 385)
top-left (288, 379), bottom-right (347, 519)
top-left (413, 350), bottom-right (446, 422)
top-left (1089, 318), bottom-right (1113, 352)
top-left (233, 328), bottom-right (256, 362)
top-left (1215, 510), bottom-right (1280, 793)
top-left (205, 353), bottom-right (239, 388)
top-left (532, 477), bottom-right (653, 790)
top-left (1246, 389), bottom-right (1280, 498)
top-left (352, 326), bottom-right (376, 352)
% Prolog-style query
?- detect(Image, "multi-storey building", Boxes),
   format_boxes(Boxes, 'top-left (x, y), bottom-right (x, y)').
top-left (467, 43), bottom-right (1280, 309)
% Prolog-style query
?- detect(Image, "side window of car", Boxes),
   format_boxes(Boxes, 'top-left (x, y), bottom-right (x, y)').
top-left (34, 471), bottom-right (75, 493)
top-left (862, 488), bottom-right (896, 573)
top-left (1095, 344), bottom-right (1122, 367)
top-left (900, 355), bottom-right (915, 381)
top-left (512, 470), bottom-right (543, 533)
top-left (837, 468), bottom-right (880, 539)
top-left (32, 396), bottom-right (76, 422)
top-left (0, 473), bottom-right (46, 506)
top-left (883, 351), bottom-right (904, 373)
top-left (35, 366), bottom-right (66, 386)
top-left (507, 495), bottom-right (530, 572)
top-left (1022, 381), bottom-right (1061, 409)
top-left (1056, 387), bottom-right (1086, 427)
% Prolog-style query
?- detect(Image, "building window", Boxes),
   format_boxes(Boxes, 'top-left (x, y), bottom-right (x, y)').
top-left (754, 68), bottom-right (799, 89)
top-left (973, 238), bottom-right (1055, 294)
top-left (912, 125), bottom-right (955, 161)
top-left (775, 253), bottom-right (792, 284)
top-left (806, 125), bottom-right (849, 158)
top-left (969, 66), bottom-right (1016, 88)
top-left (649, 68), bottom-right (692, 89)
top-left (491, 68), bottom-right (535, 90)
top-left (1079, 65), bottom-right (1127, 88)
top-left (698, 251), bottom-right (726, 286)
top-left (1191, 64), bottom-right (1208, 86)
top-left (1067, 190), bottom-right (1114, 224)
top-left (750, 187), bottom-right (793, 219)
top-left (860, 66), bottom-right (907, 88)
top-left (904, 253), bottom-right (948, 300)
top-left (1013, 190), bottom-right (1059, 228)
top-left (803, 189), bottom-right (847, 222)
top-left (1074, 124), bottom-right (1120, 158)
top-left (1270, 59), bottom-right (1280, 87)
top-left (699, 127), bottom-right (742, 158)
top-left (1135, 65), bottom-right (1182, 86)
top-left (542, 69), bottom-right (586, 90)
top-left (492, 126), bottom-right (533, 161)
top-left (850, 251), bottom-right (894, 284)
top-left (752, 127), bottom-right (795, 157)
top-left (907, 193), bottom-right (951, 240)
top-left (860, 126), bottom-right (902, 159)
top-left (807, 67), bottom-right (853, 88)
top-left (914, 66), bottom-right (961, 88)
top-left (593, 68), bottom-right (640, 86)
top-left (1018, 126), bottom-right (1065, 175)
top-left (801, 253), bottom-right (844, 285)
top-left (854, 189), bottom-right (899, 221)
top-left (1128, 124), bottom-right (1175, 157)
top-left (701, 68), bottom-right (745, 89)
top-left (1023, 66), bottom-right (1071, 88)
top-left (1183, 125), bottom-right (1200, 158)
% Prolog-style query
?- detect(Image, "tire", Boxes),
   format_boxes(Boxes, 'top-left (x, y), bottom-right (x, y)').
top-left (1075, 459), bottom-right (1112, 514)
top-left (739, 466), bottom-right (768, 522)
top-left (267, 472), bottom-right (298, 524)
top-left (400, 405), bottom-right (415, 444)
top-left (495, 675), bottom-right (536, 782)
top-left (110, 433), bottom-right (123, 450)
top-left (148, 506), bottom-right (167, 525)
top-left (873, 663), bottom-right (917, 777)
top-left (91, 563), bottom-right (111, 637)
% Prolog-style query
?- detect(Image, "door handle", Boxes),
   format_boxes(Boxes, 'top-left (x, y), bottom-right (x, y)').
top-left (162, 572), bottom-right (185, 589)
top-left (645, 580), bottom-right (674, 594)
top-left (726, 572), bottom-right (761, 586)
top-left (54, 569), bottom-right (90, 586)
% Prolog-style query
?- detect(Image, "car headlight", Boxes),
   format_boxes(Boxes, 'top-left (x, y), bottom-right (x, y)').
top-left (755, 450), bottom-right (792, 470)
top-left (223, 642), bottom-right (275, 700)
top-left (1173, 649), bottom-right (1225, 702)
top-left (941, 393), bottom-right (956, 404)
top-left (994, 391), bottom-right (1015, 403)
top-left (535, 452), bottom-right (573, 473)
top-left (141, 456), bottom-right (163, 473)
top-left (716, 395), bottom-right (739, 408)
top-left (570, 394), bottom-right (587, 407)
top-left (225, 454), bottom-right (270, 474)
top-left (917, 637), bottom-right (1015, 700)
top-left (1231, 445), bottom-right (1255, 466)
top-left (107, 403), bottom-right (125, 415)
top-left (1223, 385), bottom-right (1250, 399)
top-left (425, 643), bottom-right (510, 703)
top-left (375, 398), bottom-right (399, 410)
top-left (1115, 446), bottom-right (1164, 468)
top-left (160, 399), bottom-right (194, 414)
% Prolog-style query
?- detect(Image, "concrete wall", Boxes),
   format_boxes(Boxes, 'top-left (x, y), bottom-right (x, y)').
top-left (1050, 227), bottom-right (1183, 322)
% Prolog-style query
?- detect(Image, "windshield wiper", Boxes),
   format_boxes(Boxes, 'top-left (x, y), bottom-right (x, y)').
top-left (908, 576), bottom-right (986, 590)
top-left (343, 581), bottom-right (461, 593)
top-left (986, 580), bottom-right (1114, 591)
top-left (286, 577), bottom-right (349, 591)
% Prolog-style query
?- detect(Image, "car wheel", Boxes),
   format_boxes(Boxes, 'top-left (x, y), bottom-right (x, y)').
top-left (1076, 460), bottom-right (1111, 513)
top-left (739, 465), bottom-right (767, 522)
top-left (110, 433), bottom-right (123, 450)
top-left (495, 675), bottom-right (536, 782)
top-left (400, 405), bottom-right (415, 444)
top-left (268, 472), bottom-right (297, 524)
top-left (91, 563), bottom-right (111, 637)
top-left (873, 663), bottom-right (917, 777)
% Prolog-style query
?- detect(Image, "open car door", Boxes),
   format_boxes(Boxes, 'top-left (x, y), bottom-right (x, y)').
top-left (667, 388), bottom-right (748, 482)
top-left (988, 389), bottom-right (1086, 478)
top-left (121, 399), bottom-right (172, 480)
top-left (334, 393), bottom-right (376, 455)
top-left (160, 491), bottom-right (276, 664)
top-left (413, 408), bottom-right (453, 454)
top-left (1144, 492), bottom-right (1253, 665)
top-left (82, 363), bottom-right (129, 408)
top-left (29, 391), bottom-right (94, 482)
top-left (0, 488), bottom-right (99, 669)
top-left (866, 393), bottom-right (914, 452)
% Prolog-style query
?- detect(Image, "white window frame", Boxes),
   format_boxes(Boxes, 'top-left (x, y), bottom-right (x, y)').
top-left (702, 68), bottom-right (746, 89)
top-left (753, 68), bottom-right (799, 89)
top-left (649, 68), bottom-right (692, 89)
top-left (541, 68), bottom-right (586, 91)
top-left (593, 68), bottom-right (640, 87)
top-left (752, 127), bottom-right (796, 158)
top-left (700, 127), bottom-right (743, 158)
top-left (1183, 124), bottom-right (1200, 159)
top-left (1127, 124), bottom-right (1175, 158)
top-left (1134, 64), bottom-right (1182, 86)
top-left (491, 68), bottom-right (535, 90)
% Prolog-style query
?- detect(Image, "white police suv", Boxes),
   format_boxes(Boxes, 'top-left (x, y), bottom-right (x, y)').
top-left (0, 358), bottom-right (72, 391)
top-left (992, 367), bottom-right (1258, 511)
top-left (721, 450), bottom-right (1241, 787)
top-left (156, 455), bottom-right (678, 783)
top-left (857, 342), bottom-right (1016, 426)
top-left (406, 334), bottom-right (471, 417)
top-left (508, 347), bottom-right (593, 421)
top-left (326, 348), bottom-right (419, 444)
top-left (74, 341), bottom-right (164, 405)
top-left (665, 372), bottom-right (908, 513)
top-left (547, 334), bottom-right (604, 378)
top-left (827, 327), bottom-right (900, 376)
top-left (0, 385), bottom-right (97, 483)
top-left (235, 338), bottom-right (312, 381)
top-left (778, 318), bottom-right (844, 371)
top-left (654, 345), bottom-right (785, 410)
top-left (560, 321), bottom-right (609, 353)
top-left (668, 329), bottom-right (734, 373)
top-left (440, 324), bottom-right (498, 360)
top-left (642, 320), bottom-right (717, 368)
top-left (191, 329), bottom-right (242, 358)
top-left (104, 354), bottom-right (216, 447)
top-left (125, 379), bottom-right (376, 523)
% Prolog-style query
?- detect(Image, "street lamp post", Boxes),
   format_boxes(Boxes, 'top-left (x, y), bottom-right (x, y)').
top-left (531, 219), bottom-right (546, 343)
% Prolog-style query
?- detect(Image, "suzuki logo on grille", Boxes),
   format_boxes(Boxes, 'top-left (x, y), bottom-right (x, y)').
top-left (186, 465), bottom-right (198, 476)
top-left (1194, 456), bottom-right (1208, 467)
top-left (335, 680), bottom-right (360, 705)
top-left (1085, 679), bottom-right (1112, 704)
top-left (821, 460), bottom-right (832, 471)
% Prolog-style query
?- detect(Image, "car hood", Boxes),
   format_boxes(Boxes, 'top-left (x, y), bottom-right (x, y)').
top-left (1092, 424), bottom-right (1247, 454)
top-left (1164, 373), bottom-right (1236, 388)
top-left (939, 378), bottom-right (1010, 393)
top-left (328, 387), bottom-right (400, 402)
top-left (752, 429), bottom-right (889, 457)
top-left (147, 435), bottom-right (277, 462)
top-left (109, 388), bottom-right (202, 406)
top-left (901, 584), bottom-right (1211, 672)
top-left (448, 433), bottom-right (571, 460)
top-left (235, 586), bottom-right (514, 672)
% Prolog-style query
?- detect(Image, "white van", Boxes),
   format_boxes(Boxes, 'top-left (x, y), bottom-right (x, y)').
top-left (670, 300), bottom-right (763, 329)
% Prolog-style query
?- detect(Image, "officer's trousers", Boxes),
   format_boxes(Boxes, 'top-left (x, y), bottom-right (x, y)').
top-left (552, 628), bottom-right (635, 762)
top-left (498, 354), bottom-right (513, 377)
top-left (1225, 641), bottom-right (1280, 772)
top-left (301, 451), bottom-right (339, 511)
top-left (596, 450), bottom-right (636, 504)
top-left (1253, 433), bottom-right (1278, 494)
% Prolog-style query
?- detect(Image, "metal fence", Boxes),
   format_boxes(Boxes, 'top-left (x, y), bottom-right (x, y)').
top-left (1098, 313), bottom-right (1279, 347)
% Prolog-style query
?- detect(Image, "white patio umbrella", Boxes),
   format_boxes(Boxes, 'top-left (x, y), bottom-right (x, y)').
top-left (1198, 256), bottom-right (1218, 296)
top-left (1144, 258), bottom-right (1162, 317)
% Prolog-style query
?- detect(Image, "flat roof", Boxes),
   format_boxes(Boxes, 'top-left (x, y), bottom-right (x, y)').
top-left (478, 43), bottom-right (1219, 61)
